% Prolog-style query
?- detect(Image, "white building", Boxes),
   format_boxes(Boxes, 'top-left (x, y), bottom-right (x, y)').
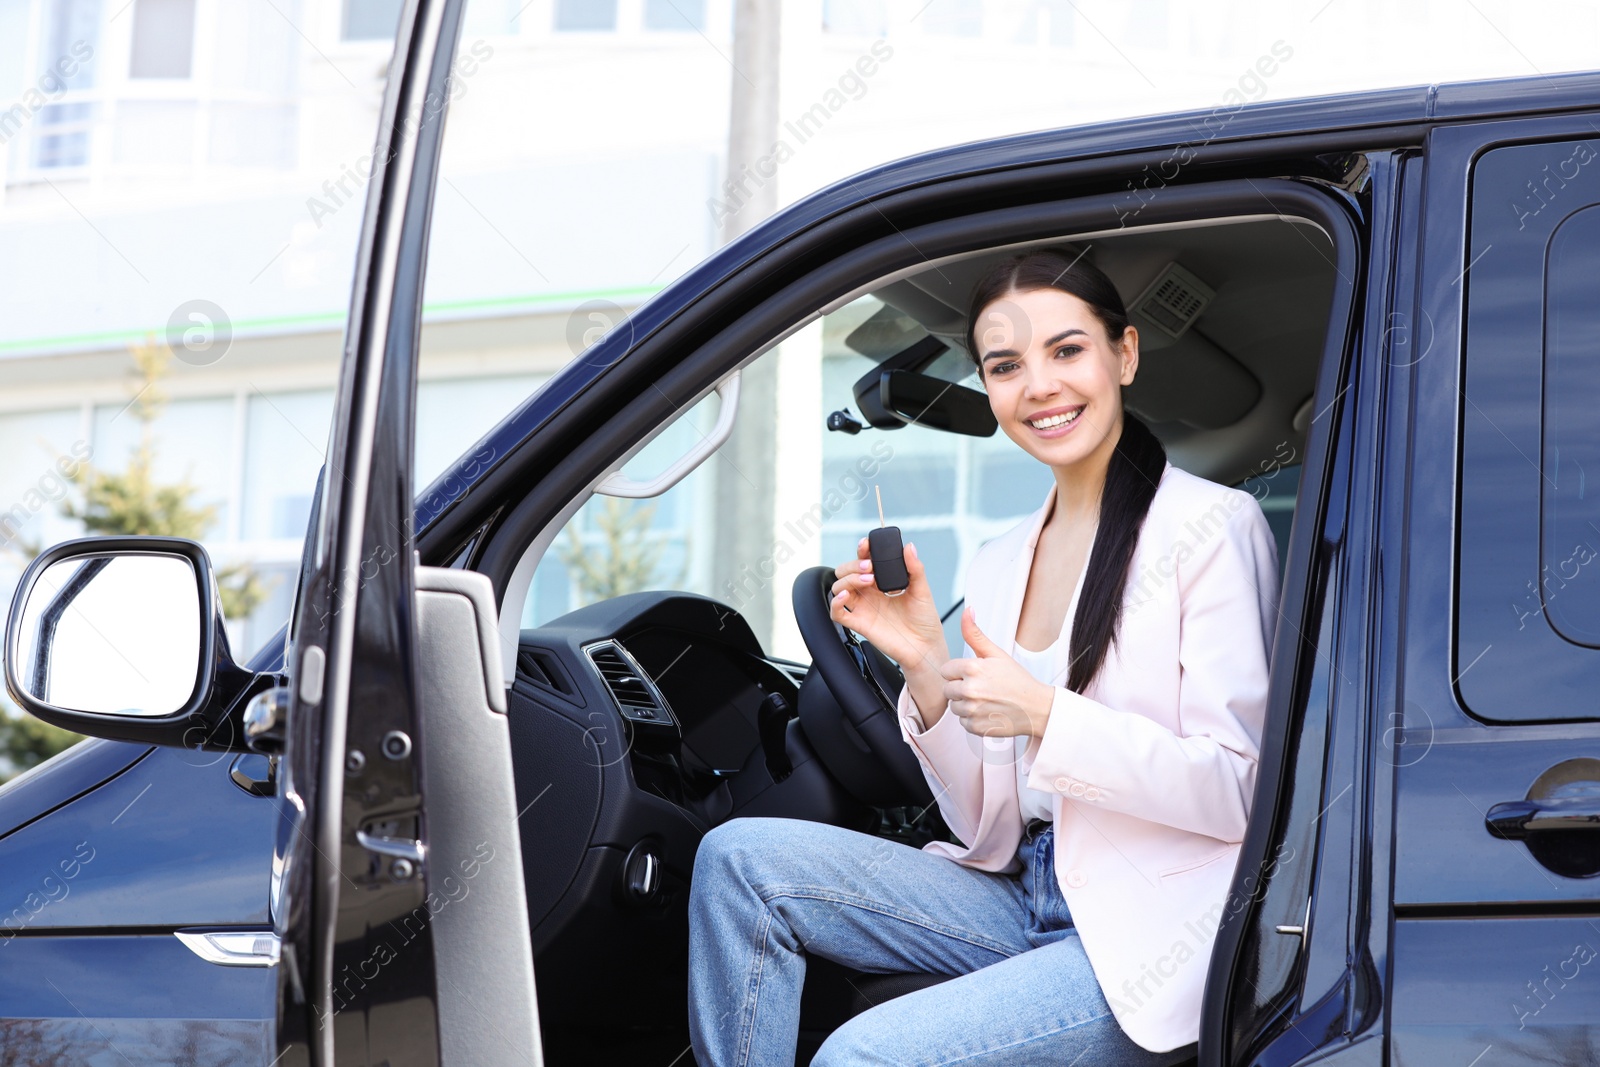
top-left (0, 0), bottom-right (1591, 661)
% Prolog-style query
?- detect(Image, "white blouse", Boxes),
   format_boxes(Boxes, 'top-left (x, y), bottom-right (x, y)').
top-left (1011, 635), bottom-right (1062, 824)
top-left (1007, 515), bottom-right (1096, 828)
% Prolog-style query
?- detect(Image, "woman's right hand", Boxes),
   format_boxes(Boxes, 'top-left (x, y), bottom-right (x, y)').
top-left (829, 537), bottom-right (950, 676)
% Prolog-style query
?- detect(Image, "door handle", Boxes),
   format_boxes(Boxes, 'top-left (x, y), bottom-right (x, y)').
top-left (1485, 763), bottom-right (1600, 878)
top-left (1485, 796), bottom-right (1600, 839)
top-left (355, 828), bottom-right (427, 864)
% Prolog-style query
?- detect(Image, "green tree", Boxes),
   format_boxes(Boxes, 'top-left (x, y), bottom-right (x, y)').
top-left (0, 711), bottom-right (81, 784)
top-left (0, 338), bottom-right (271, 782)
top-left (62, 338), bottom-right (268, 619)
top-left (555, 496), bottom-right (685, 606)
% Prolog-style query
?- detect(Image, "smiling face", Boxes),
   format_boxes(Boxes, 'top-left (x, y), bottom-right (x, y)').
top-left (972, 286), bottom-right (1139, 472)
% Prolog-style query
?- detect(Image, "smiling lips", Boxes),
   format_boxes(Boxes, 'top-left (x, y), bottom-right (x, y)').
top-left (1026, 404), bottom-right (1086, 432)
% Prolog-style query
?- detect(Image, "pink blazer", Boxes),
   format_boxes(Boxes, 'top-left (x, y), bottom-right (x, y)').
top-left (897, 459), bottom-right (1279, 1053)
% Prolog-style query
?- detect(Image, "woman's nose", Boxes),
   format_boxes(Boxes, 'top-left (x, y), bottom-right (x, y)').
top-left (1023, 366), bottom-right (1061, 399)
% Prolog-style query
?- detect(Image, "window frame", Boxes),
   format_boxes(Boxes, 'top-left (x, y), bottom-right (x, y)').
top-left (1454, 134), bottom-right (1600, 724)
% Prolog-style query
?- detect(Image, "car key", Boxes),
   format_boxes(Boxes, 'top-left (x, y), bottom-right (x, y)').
top-left (869, 485), bottom-right (909, 597)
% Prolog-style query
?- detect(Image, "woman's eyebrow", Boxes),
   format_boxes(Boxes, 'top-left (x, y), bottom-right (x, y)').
top-left (979, 327), bottom-right (1089, 363)
top-left (1042, 328), bottom-right (1089, 348)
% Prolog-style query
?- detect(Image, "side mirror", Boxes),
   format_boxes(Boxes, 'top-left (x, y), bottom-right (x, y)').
top-left (5, 537), bottom-right (262, 749)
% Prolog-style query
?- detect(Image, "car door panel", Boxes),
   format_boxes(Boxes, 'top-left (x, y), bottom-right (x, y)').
top-left (1394, 733), bottom-right (1600, 905)
top-left (0, 748), bottom-right (281, 1063)
top-left (1391, 920), bottom-right (1600, 1066)
top-left (270, 1), bottom-right (553, 1063)
top-left (0, 935), bottom-right (275, 1064)
top-left (0, 739), bottom-right (150, 837)
top-left (274, 0), bottom-right (455, 1059)
top-left (1391, 118), bottom-right (1600, 1063)
top-left (0, 746), bottom-right (276, 930)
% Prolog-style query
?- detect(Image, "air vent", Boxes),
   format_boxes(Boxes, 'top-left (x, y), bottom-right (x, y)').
top-left (1129, 262), bottom-right (1215, 340)
top-left (585, 642), bottom-right (675, 726)
top-left (516, 646), bottom-right (577, 700)
top-left (517, 650), bottom-right (553, 687)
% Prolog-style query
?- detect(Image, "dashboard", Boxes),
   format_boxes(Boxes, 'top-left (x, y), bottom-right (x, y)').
top-left (504, 590), bottom-right (868, 1028)
top-left (507, 587), bottom-right (961, 1033)
top-left (515, 591), bottom-right (806, 809)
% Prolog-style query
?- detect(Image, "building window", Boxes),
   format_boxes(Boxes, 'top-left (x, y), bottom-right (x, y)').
top-left (128, 0), bottom-right (195, 78)
top-left (0, 408), bottom-right (85, 563)
top-left (342, 0), bottom-right (404, 41)
top-left (462, 0), bottom-right (523, 36)
top-left (26, 0), bottom-right (101, 171)
top-left (923, 0), bottom-right (982, 37)
top-left (644, 0), bottom-right (705, 31)
top-left (40, 0), bottom-right (102, 89)
top-left (243, 389), bottom-right (335, 542)
top-left (31, 102), bottom-right (94, 168)
top-left (1126, 0), bottom-right (1168, 48)
top-left (1012, 0), bottom-right (1074, 46)
top-left (823, 0), bottom-right (887, 37)
top-left (554, 0), bottom-right (618, 31)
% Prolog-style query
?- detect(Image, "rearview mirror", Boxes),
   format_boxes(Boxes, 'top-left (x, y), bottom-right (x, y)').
top-left (878, 370), bottom-right (998, 437)
top-left (5, 537), bottom-right (258, 748)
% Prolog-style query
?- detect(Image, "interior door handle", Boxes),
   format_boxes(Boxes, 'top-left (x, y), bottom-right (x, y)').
top-left (1485, 797), bottom-right (1600, 839)
top-left (355, 828), bottom-right (427, 863)
top-left (595, 372), bottom-right (740, 498)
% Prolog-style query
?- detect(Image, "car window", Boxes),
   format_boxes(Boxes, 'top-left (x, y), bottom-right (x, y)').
top-left (520, 293), bottom-right (1053, 661)
top-left (1457, 137), bottom-right (1600, 722)
top-left (1238, 459), bottom-right (1300, 569)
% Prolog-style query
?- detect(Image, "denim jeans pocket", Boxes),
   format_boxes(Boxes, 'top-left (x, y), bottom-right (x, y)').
top-left (1032, 828), bottom-right (1075, 933)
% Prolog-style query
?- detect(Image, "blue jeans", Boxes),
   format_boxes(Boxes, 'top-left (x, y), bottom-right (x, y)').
top-left (687, 816), bottom-right (1200, 1066)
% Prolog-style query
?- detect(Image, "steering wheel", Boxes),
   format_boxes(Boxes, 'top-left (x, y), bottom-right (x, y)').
top-left (791, 566), bottom-right (936, 809)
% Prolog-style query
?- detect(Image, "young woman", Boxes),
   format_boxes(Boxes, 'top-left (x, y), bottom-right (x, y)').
top-left (688, 249), bottom-right (1280, 1066)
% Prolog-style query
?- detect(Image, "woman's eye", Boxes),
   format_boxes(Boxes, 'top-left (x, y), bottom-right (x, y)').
top-left (1054, 345), bottom-right (1083, 359)
top-left (991, 361), bottom-right (1018, 375)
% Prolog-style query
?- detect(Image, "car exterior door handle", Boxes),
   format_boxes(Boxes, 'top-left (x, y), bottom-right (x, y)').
top-left (1485, 794), bottom-right (1600, 838)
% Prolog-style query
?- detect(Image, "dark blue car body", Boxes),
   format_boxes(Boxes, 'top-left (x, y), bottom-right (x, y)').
top-left (6, 68), bottom-right (1600, 1066)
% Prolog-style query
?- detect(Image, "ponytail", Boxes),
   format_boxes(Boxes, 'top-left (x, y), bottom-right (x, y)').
top-left (1064, 409), bottom-right (1166, 693)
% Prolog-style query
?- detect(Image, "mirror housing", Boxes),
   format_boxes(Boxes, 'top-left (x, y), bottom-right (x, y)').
top-left (849, 336), bottom-right (998, 437)
top-left (878, 370), bottom-right (998, 437)
top-left (4, 536), bottom-right (268, 751)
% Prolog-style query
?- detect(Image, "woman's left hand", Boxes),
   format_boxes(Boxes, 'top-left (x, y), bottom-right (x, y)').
top-left (941, 606), bottom-right (1056, 740)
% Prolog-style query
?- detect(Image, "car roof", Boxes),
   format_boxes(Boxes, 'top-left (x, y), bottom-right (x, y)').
top-left (414, 68), bottom-right (1600, 545)
top-left (820, 69), bottom-right (1600, 202)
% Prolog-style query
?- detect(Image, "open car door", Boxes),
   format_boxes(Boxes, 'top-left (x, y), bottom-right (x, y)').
top-left (273, 1), bottom-right (541, 1064)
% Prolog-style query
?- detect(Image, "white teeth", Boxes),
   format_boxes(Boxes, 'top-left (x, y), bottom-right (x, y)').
top-left (1029, 408), bottom-right (1083, 429)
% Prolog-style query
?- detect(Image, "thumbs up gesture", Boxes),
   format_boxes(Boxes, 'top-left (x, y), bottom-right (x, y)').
top-left (940, 606), bottom-right (1056, 740)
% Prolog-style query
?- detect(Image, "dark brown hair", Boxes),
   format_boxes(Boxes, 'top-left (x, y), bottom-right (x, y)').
top-left (965, 248), bottom-right (1168, 694)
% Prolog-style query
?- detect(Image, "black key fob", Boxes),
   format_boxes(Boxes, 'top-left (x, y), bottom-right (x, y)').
top-left (868, 526), bottom-right (909, 597)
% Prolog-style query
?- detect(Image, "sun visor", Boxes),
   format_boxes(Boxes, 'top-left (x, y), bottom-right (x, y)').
top-left (1123, 327), bottom-right (1260, 429)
